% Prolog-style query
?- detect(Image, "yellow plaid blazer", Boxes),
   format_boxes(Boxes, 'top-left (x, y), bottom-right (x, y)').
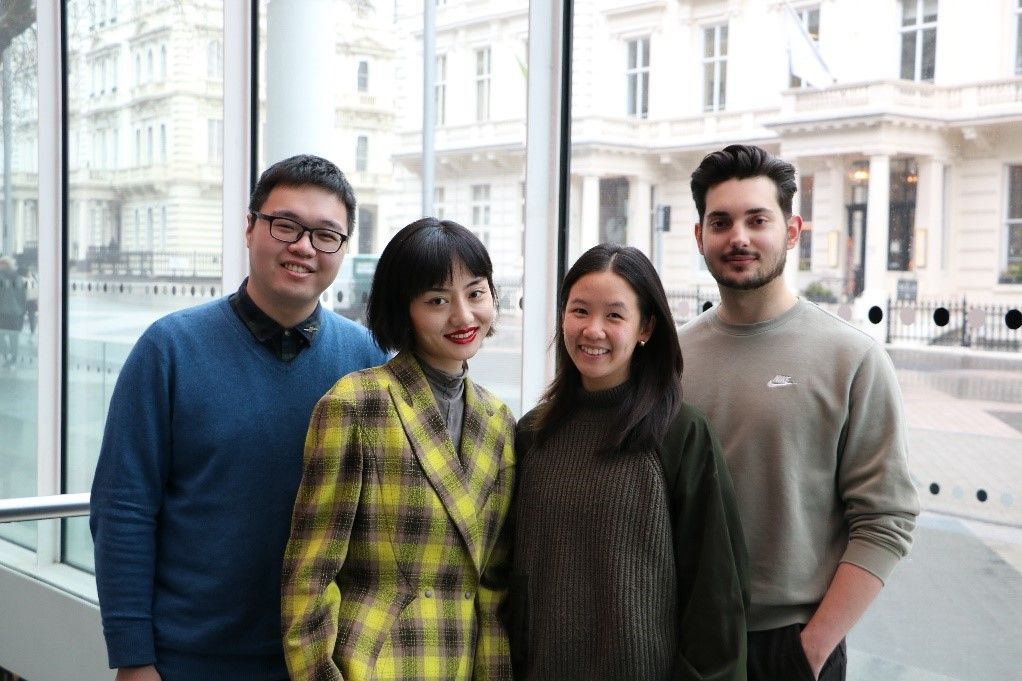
top-left (282, 351), bottom-right (515, 681)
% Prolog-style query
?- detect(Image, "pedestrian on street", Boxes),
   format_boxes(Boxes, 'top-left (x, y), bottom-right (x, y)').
top-left (0, 255), bottom-right (27, 368)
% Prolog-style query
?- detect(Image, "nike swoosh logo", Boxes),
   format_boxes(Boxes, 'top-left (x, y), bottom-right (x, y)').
top-left (767, 375), bottom-right (797, 388)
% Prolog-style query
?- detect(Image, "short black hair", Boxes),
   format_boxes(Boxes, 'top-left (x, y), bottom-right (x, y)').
top-left (248, 154), bottom-right (357, 233)
top-left (690, 144), bottom-right (797, 223)
top-left (366, 218), bottom-right (498, 353)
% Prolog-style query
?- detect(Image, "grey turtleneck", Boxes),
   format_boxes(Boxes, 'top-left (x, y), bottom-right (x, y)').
top-left (415, 354), bottom-right (467, 461)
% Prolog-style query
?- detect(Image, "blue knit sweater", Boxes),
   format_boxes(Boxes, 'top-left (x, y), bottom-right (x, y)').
top-left (90, 296), bottom-right (388, 680)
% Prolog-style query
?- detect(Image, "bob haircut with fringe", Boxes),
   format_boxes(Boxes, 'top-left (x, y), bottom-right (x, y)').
top-left (366, 217), bottom-right (498, 354)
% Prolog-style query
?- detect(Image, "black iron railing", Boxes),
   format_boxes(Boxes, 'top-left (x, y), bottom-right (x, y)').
top-left (887, 297), bottom-right (1021, 351)
top-left (75, 247), bottom-right (222, 278)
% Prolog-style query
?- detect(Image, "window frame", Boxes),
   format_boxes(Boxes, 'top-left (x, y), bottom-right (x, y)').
top-left (2, 0), bottom-right (560, 595)
top-left (702, 23), bottom-right (728, 112)
top-left (789, 5), bottom-right (821, 88)
top-left (434, 185), bottom-right (446, 219)
top-left (625, 36), bottom-right (650, 119)
top-left (899, 0), bottom-right (937, 82)
top-left (1004, 164), bottom-right (1022, 279)
top-left (475, 46), bottom-right (491, 122)
top-left (1015, 0), bottom-right (1022, 75)
top-left (357, 59), bottom-right (369, 92)
top-left (435, 53), bottom-right (447, 126)
top-left (355, 134), bottom-right (369, 172)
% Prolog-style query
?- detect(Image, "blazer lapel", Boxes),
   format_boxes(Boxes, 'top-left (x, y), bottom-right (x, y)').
top-left (459, 378), bottom-right (504, 509)
top-left (388, 353), bottom-right (484, 572)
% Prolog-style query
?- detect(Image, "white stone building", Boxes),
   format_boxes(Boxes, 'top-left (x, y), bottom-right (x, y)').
top-left (4, 0), bottom-right (1021, 304)
top-left (390, 0), bottom-right (1022, 304)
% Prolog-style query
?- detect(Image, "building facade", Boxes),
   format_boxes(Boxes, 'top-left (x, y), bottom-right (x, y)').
top-left (390, 0), bottom-right (1022, 304)
top-left (3, 0), bottom-right (1022, 302)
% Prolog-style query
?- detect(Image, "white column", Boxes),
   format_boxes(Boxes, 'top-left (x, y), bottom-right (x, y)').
top-left (915, 158), bottom-right (944, 290)
top-left (520, 0), bottom-right (564, 413)
top-left (627, 177), bottom-right (651, 255)
top-left (263, 1), bottom-right (339, 164)
top-left (862, 154), bottom-right (890, 295)
top-left (263, 1), bottom-right (341, 308)
top-left (580, 174), bottom-right (600, 254)
top-left (858, 154), bottom-right (890, 340)
top-left (783, 159), bottom-right (803, 291)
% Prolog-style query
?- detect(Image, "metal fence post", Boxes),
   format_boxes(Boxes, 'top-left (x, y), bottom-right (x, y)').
top-left (885, 296), bottom-right (892, 344)
top-left (960, 296), bottom-right (969, 348)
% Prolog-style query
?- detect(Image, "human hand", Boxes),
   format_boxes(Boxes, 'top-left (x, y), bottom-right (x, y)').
top-left (798, 629), bottom-right (829, 680)
top-left (115, 665), bottom-right (161, 681)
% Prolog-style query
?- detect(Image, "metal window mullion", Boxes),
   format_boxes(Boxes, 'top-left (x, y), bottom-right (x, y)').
top-left (37, 0), bottom-right (64, 567)
top-left (520, 0), bottom-right (568, 413)
top-left (221, 0), bottom-right (254, 290)
top-left (423, 0), bottom-right (436, 215)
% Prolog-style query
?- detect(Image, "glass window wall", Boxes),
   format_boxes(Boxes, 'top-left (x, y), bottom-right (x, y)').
top-left (566, 3), bottom-right (1020, 679)
top-left (61, 0), bottom-right (225, 571)
top-left (0, 4), bottom-right (1019, 680)
top-left (0, 2), bottom-right (39, 551)
top-left (255, 0), bottom-right (527, 414)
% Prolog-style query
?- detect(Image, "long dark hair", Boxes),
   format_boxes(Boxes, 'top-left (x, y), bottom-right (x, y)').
top-left (531, 244), bottom-right (683, 454)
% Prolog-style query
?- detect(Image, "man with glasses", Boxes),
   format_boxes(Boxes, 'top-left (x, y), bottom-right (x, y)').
top-left (90, 155), bottom-right (388, 681)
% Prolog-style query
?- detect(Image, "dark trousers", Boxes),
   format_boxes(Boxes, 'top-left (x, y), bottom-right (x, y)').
top-left (748, 624), bottom-right (846, 681)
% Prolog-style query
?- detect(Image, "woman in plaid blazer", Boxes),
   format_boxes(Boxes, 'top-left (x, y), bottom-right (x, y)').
top-left (282, 218), bottom-right (515, 681)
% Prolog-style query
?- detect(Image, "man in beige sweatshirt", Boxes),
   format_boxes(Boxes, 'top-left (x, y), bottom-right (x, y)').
top-left (678, 144), bottom-right (919, 681)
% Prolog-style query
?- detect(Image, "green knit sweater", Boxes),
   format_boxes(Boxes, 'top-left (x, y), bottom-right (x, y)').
top-left (510, 385), bottom-right (749, 681)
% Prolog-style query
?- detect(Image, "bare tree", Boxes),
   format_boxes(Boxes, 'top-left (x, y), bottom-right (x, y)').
top-left (2, 0), bottom-right (36, 256)
top-left (0, 0), bottom-right (34, 56)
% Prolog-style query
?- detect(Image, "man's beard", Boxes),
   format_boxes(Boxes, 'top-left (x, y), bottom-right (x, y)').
top-left (705, 248), bottom-right (787, 291)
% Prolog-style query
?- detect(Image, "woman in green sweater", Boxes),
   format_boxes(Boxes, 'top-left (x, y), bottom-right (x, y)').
top-left (510, 243), bottom-right (749, 681)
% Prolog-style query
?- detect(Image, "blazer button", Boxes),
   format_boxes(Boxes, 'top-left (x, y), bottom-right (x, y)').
top-left (463, 591), bottom-right (473, 600)
top-left (423, 588), bottom-right (433, 598)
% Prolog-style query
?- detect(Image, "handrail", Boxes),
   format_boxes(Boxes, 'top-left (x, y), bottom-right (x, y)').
top-left (0, 493), bottom-right (91, 523)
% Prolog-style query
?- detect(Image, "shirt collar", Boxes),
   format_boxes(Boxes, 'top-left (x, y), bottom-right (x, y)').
top-left (229, 278), bottom-right (321, 358)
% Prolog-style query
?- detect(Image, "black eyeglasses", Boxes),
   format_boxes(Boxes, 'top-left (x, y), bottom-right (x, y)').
top-left (250, 211), bottom-right (349, 254)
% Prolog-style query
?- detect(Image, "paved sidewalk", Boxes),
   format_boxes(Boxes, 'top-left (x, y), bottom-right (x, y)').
top-left (848, 513), bottom-right (1022, 681)
top-left (842, 352), bottom-right (1022, 680)
top-left (898, 367), bottom-right (1022, 532)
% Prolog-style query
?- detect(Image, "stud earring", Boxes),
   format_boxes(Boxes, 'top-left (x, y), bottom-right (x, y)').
top-left (638, 340), bottom-right (646, 347)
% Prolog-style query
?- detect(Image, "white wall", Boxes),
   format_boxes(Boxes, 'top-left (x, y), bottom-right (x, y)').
top-left (0, 562), bottom-right (108, 681)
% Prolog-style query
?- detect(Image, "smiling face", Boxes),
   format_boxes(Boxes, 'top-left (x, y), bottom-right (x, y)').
top-left (695, 176), bottom-right (801, 292)
top-left (562, 269), bottom-right (654, 392)
top-left (244, 184), bottom-right (349, 327)
top-left (409, 260), bottom-right (496, 374)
